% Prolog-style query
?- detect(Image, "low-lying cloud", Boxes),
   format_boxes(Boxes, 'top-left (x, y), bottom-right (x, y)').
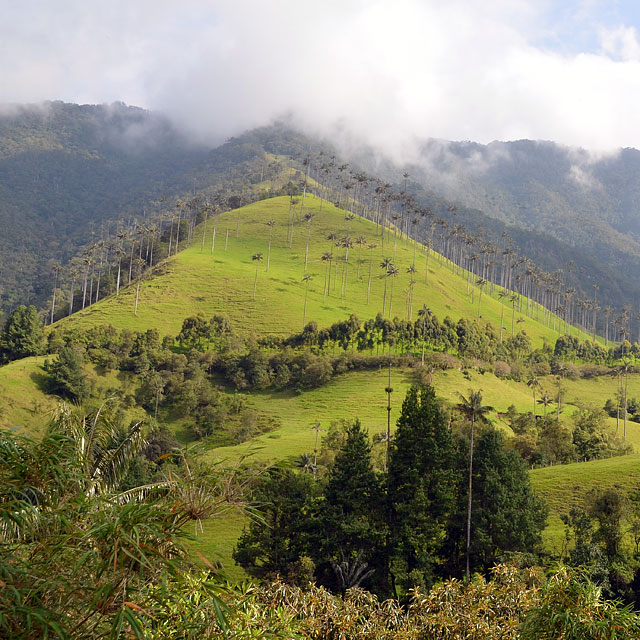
top-left (3, 1), bottom-right (640, 158)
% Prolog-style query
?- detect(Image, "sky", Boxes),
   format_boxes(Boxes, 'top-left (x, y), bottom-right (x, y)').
top-left (3, 0), bottom-right (640, 155)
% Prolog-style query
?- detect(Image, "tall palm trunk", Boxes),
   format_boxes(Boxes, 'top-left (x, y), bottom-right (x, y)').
top-left (253, 266), bottom-right (259, 300)
top-left (211, 215), bottom-right (218, 255)
top-left (466, 415), bottom-right (475, 583)
top-left (382, 278), bottom-right (388, 316)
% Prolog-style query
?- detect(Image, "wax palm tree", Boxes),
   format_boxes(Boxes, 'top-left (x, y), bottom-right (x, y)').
top-left (296, 452), bottom-right (315, 474)
top-left (387, 264), bottom-right (400, 318)
top-left (527, 375), bottom-right (541, 417)
top-left (303, 212), bottom-right (315, 272)
top-left (538, 394), bottom-right (552, 417)
top-left (133, 257), bottom-right (146, 316)
top-left (498, 289), bottom-right (509, 342)
top-left (380, 257), bottom-right (393, 315)
top-left (321, 251), bottom-right (333, 301)
top-left (200, 201), bottom-right (212, 252)
top-left (456, 389), bottom-right (492, 583)
top-left (345, 213), bottom-right (356, 233)
top-left (406, 265), bottom-right (418, 320)
top-left (174, 199), bottom-right (184, 254)
top-left (252, 253), bottom-right (263, 300)
top-left (49, 262), bottom-right (61, 325)
top-left (302, 273), bottom-right (313, 328)
top-left (355, 236), bottom-right (367, 280)
top-left (510, 293), bottom-right (519, 336)
top-left (366, 242), bottom-right (377, 304)
top-left (266, 219), bottom-right (276, 272)
top-left (340, 236), bottom-right (354, 297)
top-left (311, 421), bottom-right (324, 472)
top-left (476, 278), bottom-right (488, 317)
top-left (210, 208), bottom-right (220, 256)
top-left (417, 304), bottom-right (431, 366)
top-left (115, 229), bottom-right (128, 295)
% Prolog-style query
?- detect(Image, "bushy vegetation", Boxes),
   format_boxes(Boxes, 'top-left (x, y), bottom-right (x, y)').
top-left (2, 409), bottom-right (640, 638)
top-left (31, 308), bottom-right (638, 470)
top-left (234, 386), bottom-right (548, 597)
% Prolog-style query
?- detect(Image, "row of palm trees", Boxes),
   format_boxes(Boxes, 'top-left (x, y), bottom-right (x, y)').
top-left (293, 151), bottom-right (631, 343)
top-left (53, 145), bottom-right (630, 343)
top-left (47, 191), bottom-right (247, 323)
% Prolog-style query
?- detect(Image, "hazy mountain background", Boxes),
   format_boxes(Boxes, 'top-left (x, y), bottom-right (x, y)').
top-left (2, 101), bottom-right (640, 326)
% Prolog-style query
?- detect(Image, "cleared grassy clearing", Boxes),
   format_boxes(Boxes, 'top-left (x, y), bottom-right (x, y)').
top-left (531, 454), bottom-right (640, 552)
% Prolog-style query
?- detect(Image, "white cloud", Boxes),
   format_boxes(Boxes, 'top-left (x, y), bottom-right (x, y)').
top-left (599, 25), bottom-right (640, 61)
top-left (2, 1), bottom-right (640, 155)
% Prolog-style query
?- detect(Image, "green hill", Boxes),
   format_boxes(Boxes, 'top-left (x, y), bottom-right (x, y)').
top-left (58, 194), bottom-right (564, 346)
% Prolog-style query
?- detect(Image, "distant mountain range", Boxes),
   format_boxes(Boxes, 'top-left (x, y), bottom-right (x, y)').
top-left (2, 101), bottom-right (640, 332)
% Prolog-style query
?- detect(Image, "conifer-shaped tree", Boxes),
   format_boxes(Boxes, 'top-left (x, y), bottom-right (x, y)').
top-left (321, 419), bottom-right (387, 594)
top-left (0, 305), bottom-right (45, 363)
top-left (455, 428), bottom-right (548, 573)
top-left (388, 385), bottom-right (457, 593)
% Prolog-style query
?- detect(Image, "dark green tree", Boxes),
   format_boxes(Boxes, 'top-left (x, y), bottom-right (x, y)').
top-left (320, 419), bottom-right (388, 594)
top-left (387, 385), bottom-right (458, 593)
top-left (454, 428), bottom-right (547, 574)
top-left (44, 345), bottom-right (89, 400)
top-left (233, 469), bottom-right (320, 583)
top-left (0, 304), bottom-right (45, 363)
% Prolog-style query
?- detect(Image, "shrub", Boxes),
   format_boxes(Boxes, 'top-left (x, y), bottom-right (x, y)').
top-left (532, 361), bottom-right (551, 377)
top-left (494, 361), bottom-right (511, 379)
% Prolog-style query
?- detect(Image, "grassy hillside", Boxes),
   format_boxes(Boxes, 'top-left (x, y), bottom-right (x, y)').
top-left (0, 356), bottom-right (145, 435)
top-left (531, 455), bottom-right (640, 552)
top-left (59, 194), bottom-right (565, 347)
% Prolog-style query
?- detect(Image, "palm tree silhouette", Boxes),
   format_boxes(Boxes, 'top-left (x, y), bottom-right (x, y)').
top-left (311, 421), bottom-right (324, 473)
top-left (406, 265), bottom-right (418, 320)
top-left (456, 389), bottom-right (492, 583)
top-left (476, 278), bottom-right (488, 317)
top-left (498, 289), bottom-right (509, 342)
top-left (387, 264), bottom-right (400, 318)
top-left (266, 219), bottom-right (276, 272)
top-left (321, 252), bottom-right (333, 302)
top-left (379, 257), bottom-right (393, 316)
top-left (252, 253), bottom-right (263, 300)
top-left (527, 375), bottom-right (541, 417)
top-left (340, 236), bottom-right (354, 298)
top-left (366, 243), bottom-right (377, 304)
top-left (303, 212), bottom-right (315, 273)
top-left (355, 235), bottom-right (367, 280)
top-left (302, 273), bottom-right (313, 328)
top-left (417, 305), bottom-right (431, 366)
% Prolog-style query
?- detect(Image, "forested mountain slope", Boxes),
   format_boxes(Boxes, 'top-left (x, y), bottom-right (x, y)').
top-left (399, 139), bottom-right (640, 310)
top-left (3, 101), bottom-right (640, 330)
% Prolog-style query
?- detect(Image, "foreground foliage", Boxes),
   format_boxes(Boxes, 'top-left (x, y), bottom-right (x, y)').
top-left (0, 425), bottom-right (248, 639)
top-left (1, 423), bottom-right (639, 638)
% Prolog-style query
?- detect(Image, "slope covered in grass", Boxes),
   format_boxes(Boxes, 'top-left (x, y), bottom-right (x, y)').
top-left (531, 454), bottom-right (640, 552)
top-left (0, 356), bottom-right (145, 436)
top-left (58, 195), bottom-right (565, 347)
top-left (203, 365), bottom-right (536, 465)
top-left (7, 194), bottom-right (637, 573)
